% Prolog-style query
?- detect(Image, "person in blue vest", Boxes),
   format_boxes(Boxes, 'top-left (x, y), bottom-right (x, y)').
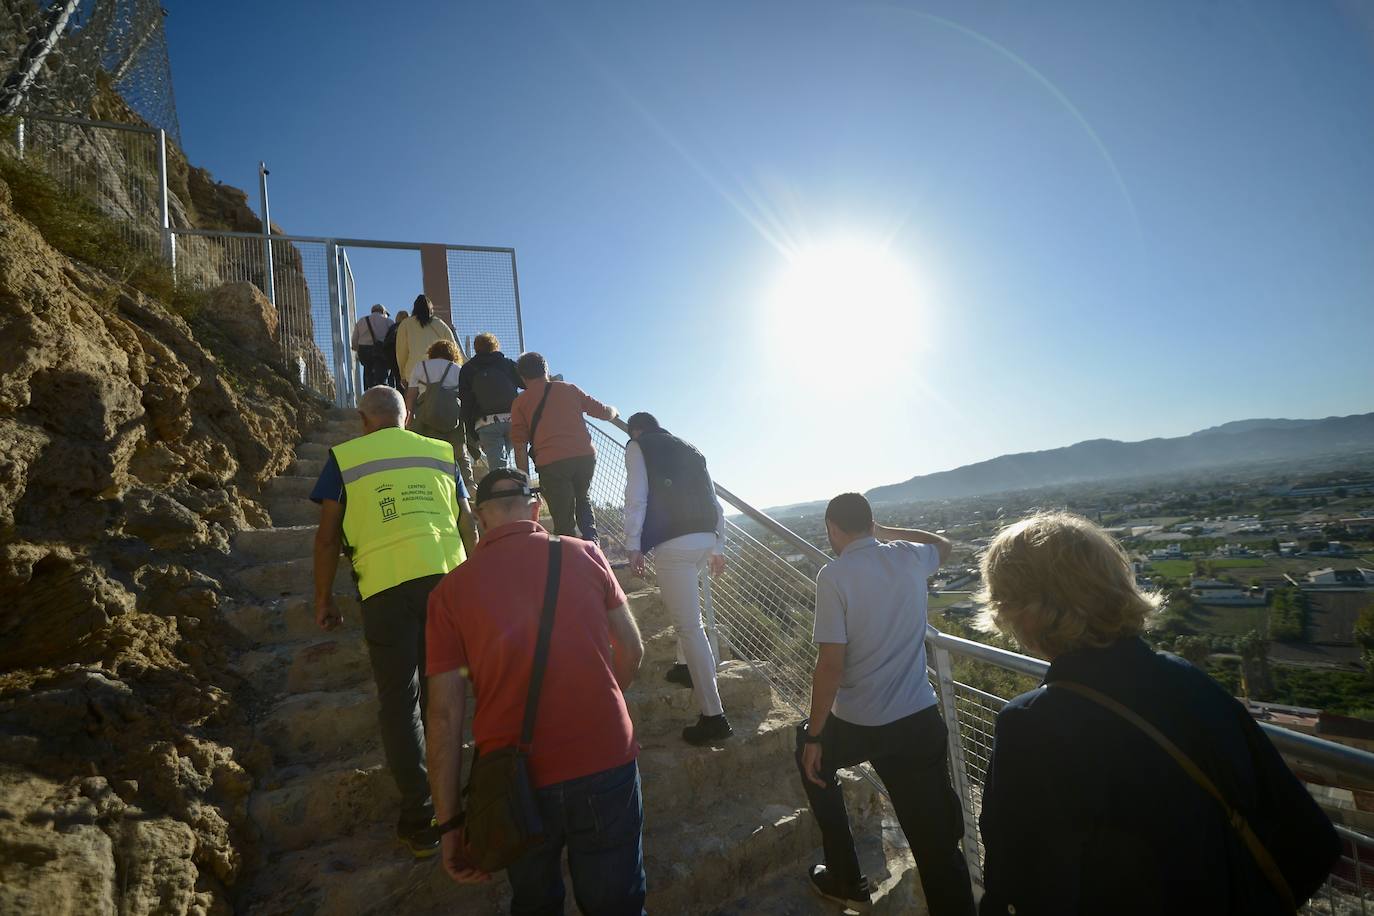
top-left (310, 385), bottom-right (477, 859)
top-left (623, 411), bottom-right (732, 746)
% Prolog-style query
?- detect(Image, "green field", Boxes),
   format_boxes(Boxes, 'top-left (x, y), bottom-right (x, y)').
top-left (1193, 603), bottom-right (1271, 637)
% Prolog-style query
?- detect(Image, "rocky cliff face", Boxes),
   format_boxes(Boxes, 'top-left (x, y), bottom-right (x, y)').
top-left (0, 173), bottom-right (321, 913)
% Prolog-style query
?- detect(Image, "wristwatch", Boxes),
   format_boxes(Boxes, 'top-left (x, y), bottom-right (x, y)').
top-left (803, 732), bottom-right (823, 744)
top-left (437, 812), bottom-right (465, 834)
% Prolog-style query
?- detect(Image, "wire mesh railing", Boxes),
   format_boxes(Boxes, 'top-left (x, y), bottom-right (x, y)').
top-left (579, 412), bottom-right (1374, 906)
top-left (12, 112), bottom-right (164, 255)
top-left (446, 247), bottom-right (524, 359)
top-left (168, 228), bottom-right (336, 401)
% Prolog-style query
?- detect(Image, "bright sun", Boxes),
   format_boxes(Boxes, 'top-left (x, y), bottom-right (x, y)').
top-left (765, 240), bottom-right (924, 364)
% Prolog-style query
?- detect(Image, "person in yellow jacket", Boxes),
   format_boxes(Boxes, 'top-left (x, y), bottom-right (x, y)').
top-left (395, 294), bottom-right (459, 386)
top-left (310, 385), bottom-right (476, 859)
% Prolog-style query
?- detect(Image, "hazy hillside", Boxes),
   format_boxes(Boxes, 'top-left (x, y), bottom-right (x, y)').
top-left (866, 413), bottom-right (1374, 504)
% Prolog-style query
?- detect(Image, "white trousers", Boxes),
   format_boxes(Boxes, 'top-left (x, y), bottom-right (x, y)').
top-left (654, 537), bottom-right (724, 717)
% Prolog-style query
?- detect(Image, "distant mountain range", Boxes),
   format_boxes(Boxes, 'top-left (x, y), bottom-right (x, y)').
top-left (865, 413), bottom-right (1374, 505)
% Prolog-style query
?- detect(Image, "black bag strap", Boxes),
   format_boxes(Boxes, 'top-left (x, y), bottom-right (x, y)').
top-left (365, 315), bottom-right (380, 345)
top-left (437, 360), bottom-right (455, 389)
top-left (519, 535), bottom-right (562, 750)
top-left (1051, 680), bottom-right (1297, 912)
top-left (525, 382), bottom-right (554, 461)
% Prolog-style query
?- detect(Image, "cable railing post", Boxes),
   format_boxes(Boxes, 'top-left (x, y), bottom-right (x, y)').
top-left (701, 569), bottom-right (721, 663)
top-left (325, 240), bottom-right (346, 409)
top-left (932, 639), bottom-right (982, 885)
top-left (156, 128), bottom-right (173, 269)
top-left (15, 115), bottom-right (24, 159)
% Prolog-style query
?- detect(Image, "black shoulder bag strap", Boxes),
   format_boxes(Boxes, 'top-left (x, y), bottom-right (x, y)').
top-left (519, 535), bottom-right (562, 750)
top-left (1052, 680), bottom-right (1297, 912)
top-left (525, 382), bottom-right (554, 466)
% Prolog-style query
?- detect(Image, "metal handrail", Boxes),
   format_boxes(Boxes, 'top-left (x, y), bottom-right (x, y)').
top-left (169, 225), bottom-right (515, 254)
top-left (928, 626), bottom-right (1374, 781)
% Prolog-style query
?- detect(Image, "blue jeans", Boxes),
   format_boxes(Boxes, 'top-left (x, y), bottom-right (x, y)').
top-left (506, 760), bottom-right (646, 916)
top-left (477, 419), bottom-right (513, 470)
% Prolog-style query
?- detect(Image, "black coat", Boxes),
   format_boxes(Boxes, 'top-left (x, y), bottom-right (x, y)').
top-left (457, 351), bottom-right (524, 431)
top-left (978, 637), bottom-right (1339, 916)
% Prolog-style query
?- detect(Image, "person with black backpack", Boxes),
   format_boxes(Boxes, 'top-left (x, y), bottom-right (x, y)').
top-left (405, 340), bottom-right (475, 495)
top-left (383, 309), bottom-right (408, 392)
top-left (352, 304), bottom-right (395, 389)
top-left (457, 332), bottom-right (524, 471)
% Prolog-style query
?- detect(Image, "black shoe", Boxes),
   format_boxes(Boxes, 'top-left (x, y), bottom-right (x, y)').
top-left (808, 864), bottom-right (872, 912)
top-left (665, 663), bottom-right (693, 689)
top-left (682, 713), bottom-right (732, 745)
top-left (397, 817), bottom-right (440, 859)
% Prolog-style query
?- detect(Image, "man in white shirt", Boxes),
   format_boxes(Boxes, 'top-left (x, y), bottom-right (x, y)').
top-left (623, 412), bottom-right (730, 745)
top-left (352, 304), bottom-right (395, 388)
top-left (797, 492), bottom-right (975, 915)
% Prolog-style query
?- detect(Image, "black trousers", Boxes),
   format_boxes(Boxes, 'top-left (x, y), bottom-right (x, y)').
top-left (795, 705), bottom-right (976, 916)
top-left (361, 573), bottom-right (445, 828)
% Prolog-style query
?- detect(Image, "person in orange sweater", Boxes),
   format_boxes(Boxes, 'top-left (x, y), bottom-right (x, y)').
top-left (511, 352), bottom-right (617, 541)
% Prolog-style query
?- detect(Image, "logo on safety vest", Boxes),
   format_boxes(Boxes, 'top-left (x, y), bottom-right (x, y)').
top-left (379, 496), bottom-right (398, 522)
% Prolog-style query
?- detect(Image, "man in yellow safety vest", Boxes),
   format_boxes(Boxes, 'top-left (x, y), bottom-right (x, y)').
top-left (311, 385), bottom-right (477, 858)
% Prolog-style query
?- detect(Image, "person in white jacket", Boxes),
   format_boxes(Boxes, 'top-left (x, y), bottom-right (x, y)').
top-left (623, 411), bottom-right (731, 745)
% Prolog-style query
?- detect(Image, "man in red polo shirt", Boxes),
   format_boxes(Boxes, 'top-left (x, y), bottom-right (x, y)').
top-left (426, 468), bottom-right (647, 914)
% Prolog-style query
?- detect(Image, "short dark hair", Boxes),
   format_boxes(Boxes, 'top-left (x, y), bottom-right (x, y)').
top-left (516, 351), bottom-right (547, 380)
top-left (626, 412), bottom-right (661, 435)
top-left (825, 492), bottom-right (873, 535)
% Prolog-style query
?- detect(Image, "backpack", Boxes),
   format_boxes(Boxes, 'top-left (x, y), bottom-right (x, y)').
top-left (415, 362), bottom-right (462, 431)
top-left (472, 358), bottom-right (519, 415)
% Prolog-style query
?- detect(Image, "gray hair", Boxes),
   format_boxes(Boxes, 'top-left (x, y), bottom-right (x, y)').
top-left (358, 386), bottom-right (405, 424)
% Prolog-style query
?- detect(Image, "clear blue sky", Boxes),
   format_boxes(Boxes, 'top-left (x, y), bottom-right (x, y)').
top-left (165, 1), bottom-right (1374, 508)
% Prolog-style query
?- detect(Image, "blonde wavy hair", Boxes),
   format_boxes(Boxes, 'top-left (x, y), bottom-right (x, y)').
top-left (976, 511), bottom-right (1161, 658)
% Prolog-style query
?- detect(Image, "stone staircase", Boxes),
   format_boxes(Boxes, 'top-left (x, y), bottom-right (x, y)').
top-left (225, 409), bottom-right (924, 914)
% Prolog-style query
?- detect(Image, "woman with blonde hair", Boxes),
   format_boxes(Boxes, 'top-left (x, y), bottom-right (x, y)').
top-left (975, 511), bottom-right (1337, 916)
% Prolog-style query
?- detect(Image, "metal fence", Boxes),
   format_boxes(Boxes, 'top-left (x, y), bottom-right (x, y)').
top-left (579, 412), bottom-right (1374, 909)
top-left (447, 247), bottom-right (524, 358)
top-left (13, 112), bottom-right (167, 256)
top-left (1, 0), bottom-right (181, 143)
top-left (8, 111), bottom-right (522, 408)
top-left (169, 228), bottom-right (337, 399)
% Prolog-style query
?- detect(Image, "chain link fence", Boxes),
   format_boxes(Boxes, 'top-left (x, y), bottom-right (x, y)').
top-left (1, 0), bottom-right (180, 142)
top-left (446, 247), bottom-right (523, 358)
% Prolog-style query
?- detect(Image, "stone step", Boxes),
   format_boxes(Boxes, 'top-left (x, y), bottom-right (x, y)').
top-left (255, 662), bottom-right (772, 766)
top-left (292, 457), bottom-right (326, 479)
top-left (238, 635), bottom-right (372, 700)
top-left (713, 828), bottom-right (922, 915)
top-left (296, 441), bottom-right (331, 461)
top-left (630, 661), bottom-right (776, 738)
top-left (266, 497), bottom-right (320, 528)
top-left (233, 526), bottom-right (315, 564)
top-left (258, 688), bottom-right (380, 765)
top-left (243, 832), bottom-right (509, 916)
top-left (325, 407), bottom-right (357, 423)
top-left (223, 595), bottom-right (361, 645)
top-left (238, 556), bottom-right (353, 601)
top-left (264, 475), bottom-right (319, 500)
top-left (250, 754), bottom-right (396, 853)
top-left (645, 772), bottom-right (885, 914)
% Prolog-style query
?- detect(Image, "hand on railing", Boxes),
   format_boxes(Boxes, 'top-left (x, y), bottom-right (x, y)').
top-left (629, 550), bottom-right (647, 577)
top-left (709, 554), bottom-right (726, 578)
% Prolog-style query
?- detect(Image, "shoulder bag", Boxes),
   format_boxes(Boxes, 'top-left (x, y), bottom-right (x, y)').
top-left (1052, 679), bottom-right (1297, 912)
top-left (524, 382), bottom-right (554, 467)
top-left (460, 535), bottom-right (562, 873)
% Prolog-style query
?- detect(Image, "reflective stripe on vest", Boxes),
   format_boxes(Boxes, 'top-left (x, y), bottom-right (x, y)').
top-left (333, 427), bottom-right (466, 600)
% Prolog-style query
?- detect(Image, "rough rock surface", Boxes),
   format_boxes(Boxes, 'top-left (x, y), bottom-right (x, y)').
top-left (0, 171), bottom-right (321, 913)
